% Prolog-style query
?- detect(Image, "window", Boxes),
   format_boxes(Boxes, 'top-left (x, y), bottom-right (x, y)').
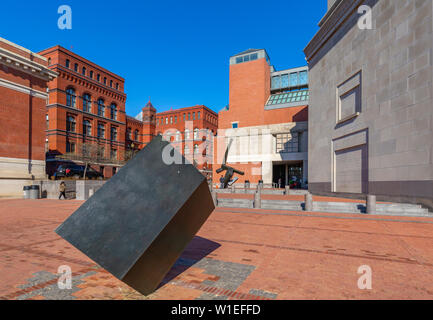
top-left (65, 59), bottom-right (70, 68)
top-left (48, 58), bottom-right (52, 65)
top-left (104, 77), bottom-right (107, 85)
top-left (198, 111), bottom-right (200, 120)
top-left (193, 112), bottom-right (196, 120)
top-left (170, 116), bottom-right (173, 124)
top-left (97, 123), bottom-right (105, 138)
top-left (110, 80), bottom-right (113, 87)
top-left (116, 83), bottom-right (119, 90)
top-left (66, 116), bottom-right (76, 132)
top-left (66, 141), bottom-right (75, 153)
top-left (82, 67), bottom-right (86, 76)
top-left (83, 120), bottom-right (92, 136)
top-left (110, 103), bottom-right (117, 120)
top-left (165, 117), bottom-right (168, 124)
top-left (194, 144), bottom-right (199, 154)
top-left (250, 53), bottom-right (258, 60)
top-left (97, 74), bottom-right (100, 82)
top-left (299, 71), bottom-right (308, 85)
top-left (66, 88), bottom-right (76, 107)
top-left (110, 126), bottom-right (117, 141)
top-left (194, 128), bottom-right (199, 140)
top-left (74, 63), bottom-right (78, 72)
top-left (83, 93), bottom-right (91, 112)
top-left (271, 76), bottom-right (281, 90)
top-left (276, 132), bottom-right (299, 153)
top-left (97, 99), bottom-right (105, 117)
top-left (110, 149), bottom-right (117, 160)
top-left (231, 122), bottom-right (238, 129)
top-left (90, 71), bottom-right (94, 79)
top-left (134, 129), bottom-right (139, 141)
top-left (46, 114), bottom-right (49, 130)
top-left (289, 73), bottom-right (298, 87)
top-left (174, 116), bottom-right (177, 124)
top-left (127, 127), bottom-right (132, 140)
top-left (188, 113), bottom-right (191, 120)
top-left (183, 114), bottom-right (186, 121)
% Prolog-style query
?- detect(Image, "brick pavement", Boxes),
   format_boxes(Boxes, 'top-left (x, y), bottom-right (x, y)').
top-left (1, 199), bottom-right (433, 299)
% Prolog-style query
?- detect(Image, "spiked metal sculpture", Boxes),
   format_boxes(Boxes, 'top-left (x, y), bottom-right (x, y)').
top-left (216, 138), bottom-right (244, 188)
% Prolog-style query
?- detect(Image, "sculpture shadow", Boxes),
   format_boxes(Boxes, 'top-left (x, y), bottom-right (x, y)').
top-left (157, 236), bottom-right (221, 289)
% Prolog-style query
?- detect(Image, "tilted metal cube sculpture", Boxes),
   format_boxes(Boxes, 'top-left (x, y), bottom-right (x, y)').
top-left (55, 135), bottom-right (215, 295)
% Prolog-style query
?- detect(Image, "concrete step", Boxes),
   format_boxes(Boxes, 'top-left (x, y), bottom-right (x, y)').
top-left (261, 200), bottom-right (303, 211)
top-left (217, 198), bottom-right (254, 209)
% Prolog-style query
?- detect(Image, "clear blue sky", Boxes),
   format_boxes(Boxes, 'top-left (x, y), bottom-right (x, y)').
top-left (1, 0), bottom-right (326, 116)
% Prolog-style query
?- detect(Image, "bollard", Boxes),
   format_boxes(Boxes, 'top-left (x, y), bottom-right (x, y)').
top-left (254, 189), bottom-right (261, 209)
top-left (212, 191), bottom-right (218, 207)
top-left (304, 192), bottom-right (313, 211)
top-left (285, 185), bottom-right (290, 196)
top-left (367, 195), bottom-right (376, 214)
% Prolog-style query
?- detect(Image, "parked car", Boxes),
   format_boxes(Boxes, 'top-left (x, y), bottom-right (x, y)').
top-left (54, 164), bottom-right (104, 180)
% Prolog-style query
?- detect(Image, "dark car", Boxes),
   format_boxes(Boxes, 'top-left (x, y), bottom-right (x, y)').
top-left (54, 164), bottom-right (104, 180)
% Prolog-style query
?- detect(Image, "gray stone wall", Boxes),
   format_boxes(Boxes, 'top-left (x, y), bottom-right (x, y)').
top-left (305, 0), bottom-right (433, 207)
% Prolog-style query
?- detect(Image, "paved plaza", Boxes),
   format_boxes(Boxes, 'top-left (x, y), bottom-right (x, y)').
top-left (1, 199), bottom-right (433, 300)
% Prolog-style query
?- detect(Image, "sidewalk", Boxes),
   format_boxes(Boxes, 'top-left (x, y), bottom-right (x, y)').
top-left (1, 199), bottom-right (433, 300)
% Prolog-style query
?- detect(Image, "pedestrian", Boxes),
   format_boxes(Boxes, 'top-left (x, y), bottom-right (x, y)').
top-left (219, 175), bottom-right (224, 189)
top-left (59, 181), bottom-right (66, 200)
top-left (278, 177), bottom-right (282, 189)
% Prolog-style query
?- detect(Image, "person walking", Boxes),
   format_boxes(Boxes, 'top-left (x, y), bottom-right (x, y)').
top-left (59, 181), bottom-right (66, 200)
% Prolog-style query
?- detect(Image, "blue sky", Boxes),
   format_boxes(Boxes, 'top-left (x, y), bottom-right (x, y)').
top-left (1, 0), bottom-right (326, 116)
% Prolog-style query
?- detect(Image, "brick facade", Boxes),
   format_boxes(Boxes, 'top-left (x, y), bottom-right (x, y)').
top-left (0, 37), bottom-right (56, 196)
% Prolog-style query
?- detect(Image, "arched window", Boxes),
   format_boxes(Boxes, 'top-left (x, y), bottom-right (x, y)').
top-left (184, 145), bottom-right (190, 155)
top-left (65, 59), bottom-right (70, 68)
top-left (66, 116), bottom-right (75, 132)
top-left (194, 144), bottom-right (199, 154)
top-left (89, 71), bottom-right (94, 79)
top-left (82, 67), bottom-right (86, 76)
top-left (83, 93), bottom-right (91, 112)
top-left (194, 128), bottom-right (199, 140)
top-left (184, 129), bottom-right (190, 140)
top-left (66, 88), bottom-right (76, 107)
top-left (74, 63), bottom-right (78, 72)
top-left (110, 103), bottom-right (117, 120)
top-left (134, 129), bottom-right (139, 141)
top-left (48, 58), bottom-right (52, 65)
top-left (176, 130), bottom-right (181, 141)
top-left (97, 99), bottom-right (105, 117)
top-left (83, 120), bottom-right (92, 136)
top-left (198, 111), bottom-right (200, 119)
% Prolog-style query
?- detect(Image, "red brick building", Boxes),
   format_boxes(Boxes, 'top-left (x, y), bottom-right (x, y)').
top-left (39, 46), bottom-right (127, 178)
top-left (133, 104), bottom-right (218, 177)
top-left (213, 49), bottom-right (309, 188)
top-left (0, 37), bottom-right (57, 196)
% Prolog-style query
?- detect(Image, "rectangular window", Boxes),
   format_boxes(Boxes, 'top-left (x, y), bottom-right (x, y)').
top-left (243, 55), bottom-right (250, 62)
top-left (299, 71), bottom-right (308, 85)
top-left (90, 71), bottom-right (93, 79)
top-left (193, 112), bottom-right (195, 120)
top-left (281, 74), bottom-right (289, 88)
top-left (276, 133), bottom-right (299, 153)
top-left (250, 53), bottom-right (258, 61)
top-left (289, 73), bottom-right (298, 87)
top-left (236, 57), bottom-right (243, 64)
top-left (110, 127), bottom-right (117, 141)
top-left (82, 67), bottom-right (86, 76)
top-left (271, 76), bottom-right (281, 89)
top-left (183, 114), bottom-right (186, 121)
top-left (198, 111), bottom-right (200, 119)
top-left (232, 122), bottom-right (238, 129)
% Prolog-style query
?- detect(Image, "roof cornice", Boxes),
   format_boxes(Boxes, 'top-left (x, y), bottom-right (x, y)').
top-left (0, 47), bottom-right (58, 81)
top-left (304, 0), bottom-right (363, 64)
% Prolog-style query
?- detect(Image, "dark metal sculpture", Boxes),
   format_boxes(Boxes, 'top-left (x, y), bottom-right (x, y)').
top-left (55, 135), bottom-right (215, 295)
top-left (216, 138), bottom-right (244, 188)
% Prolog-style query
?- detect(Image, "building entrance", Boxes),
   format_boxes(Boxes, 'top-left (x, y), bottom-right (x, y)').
top-left (272, 161), bottom-right (304, 189)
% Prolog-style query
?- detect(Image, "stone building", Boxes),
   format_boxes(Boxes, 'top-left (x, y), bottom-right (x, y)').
top-left (304, 0), bottom-right (433, 208)
top-left (0, 38), bottom-right (56, 197)
top-left (214, 49), bottom-right (309, 188)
